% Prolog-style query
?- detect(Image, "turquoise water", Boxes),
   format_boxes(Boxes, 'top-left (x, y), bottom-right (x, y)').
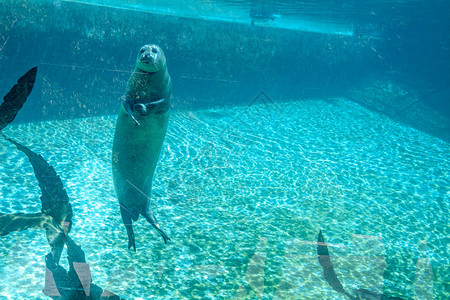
top-left (58, 0), bottom-right (355, 34)
top-left (0, 98), bottom-right (448, 299)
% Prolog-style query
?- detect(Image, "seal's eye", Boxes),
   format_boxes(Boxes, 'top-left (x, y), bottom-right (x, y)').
top-left (140, 48), bottom-right (145, 53)
top-left (151, 48), bottom-right (158, 54)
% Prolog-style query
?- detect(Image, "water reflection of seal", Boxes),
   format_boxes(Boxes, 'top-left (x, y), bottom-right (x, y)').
top-left (112, 44), bottom-right (171, 251)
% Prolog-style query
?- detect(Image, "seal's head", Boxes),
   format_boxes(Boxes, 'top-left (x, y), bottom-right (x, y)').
top-left (136, 44), bottom-right (166, 73)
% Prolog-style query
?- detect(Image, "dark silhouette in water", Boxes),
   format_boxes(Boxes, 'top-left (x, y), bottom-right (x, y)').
top-left (0, 66), bottom-right (70, 261)
top-left (2, 136), bottom-right (123, 299)
top-left (317, 230), bottom-right (353, 298)
top-left (249, 0), bottom-right (279, 26)
top-left (2, 135), bottom-right (73, 263)
top-left (0, 67), bottom-right (122, 298)
top-left (0, 67), bottom-right (37, 131)
top-left (0, 212), bottom-right (62, 237)
top-left (44, 236), bottom-right (122, 299)
top-left (317, 230), bottom-right (404, 300)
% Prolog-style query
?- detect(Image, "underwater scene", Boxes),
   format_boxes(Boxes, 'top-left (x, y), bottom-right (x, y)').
top-left (0, 0), bottom-right (449, 299)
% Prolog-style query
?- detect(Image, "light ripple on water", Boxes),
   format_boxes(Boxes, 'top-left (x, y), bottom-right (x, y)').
top-left (0, 99), bottom-right (448, 299)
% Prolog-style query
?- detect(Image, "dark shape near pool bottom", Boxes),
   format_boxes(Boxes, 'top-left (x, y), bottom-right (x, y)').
top-left (0, 66), bottom-right (71, 263)
top-left (0, 212), bottom-right (62, 238)
top-left (317, 230), bottom-right (405, 300)
top-left (1, 140), bottom-right (122, 299)
top-left (2, 135), bottom-right (73, 264)
top-left (0, 67), bottom-right (122, 298)
top-left (317, 230), bottom-right (353, 298)
top-left (1, 135), bottom-right (123, 299)
top-left (0, 66), bottom-right (37, 131)
top-left (44, 236), bottom-right (123, 300)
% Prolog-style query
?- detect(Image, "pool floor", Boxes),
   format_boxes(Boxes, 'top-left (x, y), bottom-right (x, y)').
top-left (0, 98), bottom-right (448, 299)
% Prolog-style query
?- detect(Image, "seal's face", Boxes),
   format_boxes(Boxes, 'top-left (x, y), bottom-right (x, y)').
top-left (136, 44), bottom-right (166, 73)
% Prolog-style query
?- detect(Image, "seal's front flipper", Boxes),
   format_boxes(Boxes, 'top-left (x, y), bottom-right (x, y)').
top-left (120, 206), bottom-right (137, 251)
top-left (143, 203), bottom-right (170, 244)
top-left (144, 97), bottom-right (170, 115)
top-left (0, 67), bottom-right (37, 131)
top-left (123, 96), bottom-right (140, 126)
top-left (133, 98), bottom-right (168, 116)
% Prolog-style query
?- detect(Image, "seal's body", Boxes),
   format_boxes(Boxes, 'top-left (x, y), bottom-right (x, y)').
top-left (112, 44), bottom-right (171, 251)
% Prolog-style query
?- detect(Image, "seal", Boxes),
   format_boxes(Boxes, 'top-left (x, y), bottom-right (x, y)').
top-left (112, 44), bottom-right (171, 251)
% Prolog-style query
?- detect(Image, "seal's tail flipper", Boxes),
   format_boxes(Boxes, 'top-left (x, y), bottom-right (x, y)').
top-left (120, 206), bottom-right (137, 252)
top-left (0, 67), bottom-right (37, 131)
top-left (143, 205), bottom-right (170, 244)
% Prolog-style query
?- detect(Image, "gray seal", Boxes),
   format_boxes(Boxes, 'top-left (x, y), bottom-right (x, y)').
top-left (112, 44), bottom-right (171, 251)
